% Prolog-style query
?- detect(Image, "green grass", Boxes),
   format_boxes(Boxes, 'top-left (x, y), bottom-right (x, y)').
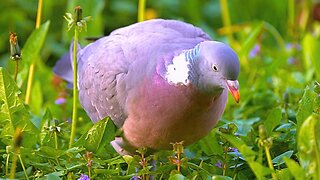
top-left (0, 0), bottom-right (320, 179)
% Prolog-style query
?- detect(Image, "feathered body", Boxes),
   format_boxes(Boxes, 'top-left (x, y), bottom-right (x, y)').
top-left (54, 19), bottom-right (240, 154)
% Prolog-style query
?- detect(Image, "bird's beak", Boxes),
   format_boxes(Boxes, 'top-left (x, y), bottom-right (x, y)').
top-left (226, 80), bottom-right (240, 103)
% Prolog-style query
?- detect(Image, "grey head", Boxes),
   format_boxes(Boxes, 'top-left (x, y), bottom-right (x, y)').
top-left (185, 41), bottom-right (240, 101)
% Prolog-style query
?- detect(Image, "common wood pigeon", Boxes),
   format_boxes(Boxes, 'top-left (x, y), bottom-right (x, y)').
top-left (54, 19), bottom-right (240, 155)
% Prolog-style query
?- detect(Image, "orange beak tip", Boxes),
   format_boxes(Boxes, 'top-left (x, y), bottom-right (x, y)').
top-left (226, 80), bottom-right (240, 103)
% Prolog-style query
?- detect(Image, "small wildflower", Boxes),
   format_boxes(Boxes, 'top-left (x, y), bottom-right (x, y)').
top-left (78, 174), bottom-right (90, 180)
top-left (287, 57), bottom-right (296, 65)
top-left (64, 6), bottom-right (92, 32)
top-left (229, 147), bottom-right (239, 153)
top-left (286, 43), bottom-right (301, 51)
top-left (215, 160), bottom-right (223, 169)
top-left (55, 97), bottom-right (66, 105)
top-left (249, 44), bottom-right (260, 59)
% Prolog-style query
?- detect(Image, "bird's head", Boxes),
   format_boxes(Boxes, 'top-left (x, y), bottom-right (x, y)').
top-left (195, 41), bottom-right (240, 103)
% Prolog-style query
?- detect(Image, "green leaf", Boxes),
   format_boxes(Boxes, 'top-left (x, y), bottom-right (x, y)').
top-left (46, 172), bottom-right (63, 180)
top-left (169, 173), bottom-right (186, 180)
top-left (75, 117), bottom-right (116, 153)
top-left (296, 87), bottom-right (316, 131)
top-left (297, 114), bottom-right (320, 179)
top-left (219, 133), bottom-right (257, 159)
top-left (29, 80), bottom-right (43, 115)
top-left (284, 157), bottom-right (306, 179)
top-left (37, 146), bottom-right (65, 159)
top-left (196, 129), bottom-right (223, 155)
top-left (239, 22), bottom-right (263, 56)
top-left (212, 175), bottom-right (233, 180)
top-left (302, 33), bottom-right (320, 79)
top-left (22, 21), bottom-right (50, 66)
top-left (219, 133), bottom-right (271, 178)
top-left (0, 67), bottom-right (38, 147)
top-left (272, 150), bottom-right (294, 166)
top-left (275, 168), bottom-right (292, 180)
top-left (231, 117), bottom-right (260, 136)
top-left (264, 108), bottom-right (282, 135)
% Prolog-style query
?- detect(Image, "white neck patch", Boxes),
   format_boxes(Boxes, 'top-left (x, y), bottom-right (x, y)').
top-left (165, 52), bottom-right (190, 85)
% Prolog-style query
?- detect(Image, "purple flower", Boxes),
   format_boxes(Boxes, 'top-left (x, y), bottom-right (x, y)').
top-left (229, 147), bottom-right (239, 153)
top-left (286, 43), bottom-right (301, 51)
top-left (287, 57), bottom-right (296, 65)
top-left (55, 97), bottom-right (66, 105)
top-left (78, 174), bottom-right (90, 180)
top-left (249, 44), bottom-right (261, 58)
top-left (215, 160), bottom-right (223, 169)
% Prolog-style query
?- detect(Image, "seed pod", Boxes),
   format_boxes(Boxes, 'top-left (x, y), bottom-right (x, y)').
top-left (74, 6), bottom-right (82, 23)
top-left (9, 32), bottom-right (21, 61)
top-left (259, 124), bottom-right (267, 140)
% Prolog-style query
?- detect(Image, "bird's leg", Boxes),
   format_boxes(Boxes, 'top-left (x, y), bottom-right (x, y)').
top-left (169, 141), bottom-right (184, 172)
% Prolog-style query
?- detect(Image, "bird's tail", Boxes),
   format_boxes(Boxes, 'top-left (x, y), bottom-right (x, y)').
top-left (53, 41), bottom-right (82, 84)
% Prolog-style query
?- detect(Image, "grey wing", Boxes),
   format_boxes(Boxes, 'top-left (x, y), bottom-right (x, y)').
top-left (111, 19), bottom-right (211, 41)
top-left (78, 36), bottom-right (132, 127)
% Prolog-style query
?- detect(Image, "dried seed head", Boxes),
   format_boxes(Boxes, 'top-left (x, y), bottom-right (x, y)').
top-left (9, 32), bottom-right (21, 61)
top-left (74, 6), bottom-right (82, 23)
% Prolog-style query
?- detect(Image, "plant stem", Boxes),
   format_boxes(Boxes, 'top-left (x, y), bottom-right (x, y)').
top-left (223, 146), bottom-right (227, 176)
top-left (219, 0), bottom-right (234, 44)
top-left (14, 61), bottom-right (19, 82)
top-left (265, 146), bottom-right (277, 180)
top-left (138, 0), bottom-right (146, 22)
top-left (54, 130), bottom-right (58, 149)
top-left (18, 154), bottom-right (29, 180)
top-left (6, 153), bottom-right (9, 175)
top-left (25, 0), bottom-right (43, 104)
top-left (177, 150), bottom-right (181, 172)
top-left (25, 64), bottom-right (35, 104)
top-left (88, 167), bottom-right (91, 179)
top-left (9, 152), bottom-right (18, 179)
top-left (69, 28), bottom-right (79, 148)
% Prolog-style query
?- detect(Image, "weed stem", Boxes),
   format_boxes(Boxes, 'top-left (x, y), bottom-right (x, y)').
top-left (9, 152), bottom-right (18, 179)
top-left (138, 0), bottom-right (146, 22)
top-left (69, 27), bottom-right (79, 148)
top-left (219, 0), bottom-right (234, 44)
top-left (265, 146), bottom-right (277, 180)
top-left (14, 61), bottom-right (18, 82)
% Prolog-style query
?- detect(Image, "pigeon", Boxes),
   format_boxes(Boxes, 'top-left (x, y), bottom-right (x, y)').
top-left (54, 19), bottom-right (240, 155)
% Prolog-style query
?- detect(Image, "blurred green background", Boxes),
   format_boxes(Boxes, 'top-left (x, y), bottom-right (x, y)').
top-left (1, 0), bottom-right (320, 179)
top-left (0, 0), bottom-right (301, 66)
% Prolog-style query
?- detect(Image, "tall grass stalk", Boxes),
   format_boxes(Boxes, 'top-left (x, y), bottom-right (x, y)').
top-left (138, 0), bottom-right (146, 22)
top-left (25, 0), bottom-right (43, 104)
top-left (219, 0), bottom-right (234, 44)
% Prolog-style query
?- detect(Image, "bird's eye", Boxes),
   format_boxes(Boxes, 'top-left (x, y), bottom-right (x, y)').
top-left (212, 64), bottom-right (219, 72)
